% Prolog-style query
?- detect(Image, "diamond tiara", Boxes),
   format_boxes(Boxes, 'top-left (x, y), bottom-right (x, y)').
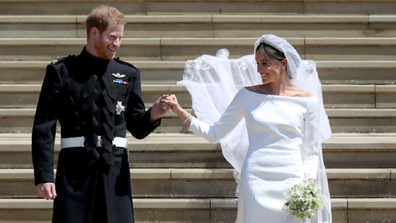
top-left (258, 36), bottom-right (284, 53)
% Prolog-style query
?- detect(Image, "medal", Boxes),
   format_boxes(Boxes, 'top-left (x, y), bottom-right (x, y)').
top-left (116, 101), bottom-right (125, 115)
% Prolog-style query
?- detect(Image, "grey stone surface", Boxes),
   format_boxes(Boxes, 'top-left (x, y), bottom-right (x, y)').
top-left (0, 0), bottom-right (395, 221)
top-left (0, 84), bottom-right (392, 109)
top-left (377, 94), bottom-right (396, 108)
top-left (305, 2), bottom-right (396, 15)
top-left (0, 2), bottom-right (146, 15)
top-left (0, 61), bottom-right (395, 85)
top-left (147, 2), bottom-right (303, 15)
top-left (2, 15), bottom-right (396, 38)
top-left (306, 46), bottom-right (396, 61)
top-left (0, 24), bottom-right (77, 38)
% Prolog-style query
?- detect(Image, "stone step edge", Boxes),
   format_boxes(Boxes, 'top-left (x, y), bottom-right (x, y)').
top-left (1, 60), bottom-right (396, 69)
top-left (1, 108), bottom-right (395, 118)
top-left (0, 168), bottom-right (392, 180)
top-left (2, 198), bottom-right (396, 210)
top-left (0, 15), bottom-right (394, 24)
top-left (2, 132), bottom-right (395, 138)
top-left (0, 0), bottom-right (394, 4)
top-left (1, 84), bottom-right (394, 93)
top-left (1, 137), bottom-right (396, 151)
top-left (1, 133), bottom-right (395, 151)
top-left (1, 37), bottom-right (396, 46)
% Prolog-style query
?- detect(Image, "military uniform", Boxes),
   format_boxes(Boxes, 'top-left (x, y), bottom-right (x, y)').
top-left (32, 47), bottom-right (160, 223)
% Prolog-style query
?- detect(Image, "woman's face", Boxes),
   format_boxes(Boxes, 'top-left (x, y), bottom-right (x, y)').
top-left (255, 50), bottom-right (285, 84)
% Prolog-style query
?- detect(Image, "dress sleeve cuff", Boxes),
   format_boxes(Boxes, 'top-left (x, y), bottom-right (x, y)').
top-left (188, 116), bottom-right (199, 133)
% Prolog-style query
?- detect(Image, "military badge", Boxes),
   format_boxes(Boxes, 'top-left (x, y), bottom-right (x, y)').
top-left (116, 101), bottom-right (125, 115)
top-left (113, 79), bottom-right (128, 85)
top-left (112, 73), bottom-right (126, 78)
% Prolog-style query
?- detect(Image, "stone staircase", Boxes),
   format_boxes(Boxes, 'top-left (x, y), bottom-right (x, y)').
top-left (0, 0), bottom-right (395, 222)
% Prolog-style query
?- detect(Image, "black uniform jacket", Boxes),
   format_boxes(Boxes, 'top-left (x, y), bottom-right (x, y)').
top-left (32, 47), bottom-right (160, 223)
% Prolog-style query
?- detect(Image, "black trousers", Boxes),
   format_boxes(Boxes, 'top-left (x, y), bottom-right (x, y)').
top-left (52, 147), bottom-right (134, 223)
top-left (92, 173), bottom-right (108, 223)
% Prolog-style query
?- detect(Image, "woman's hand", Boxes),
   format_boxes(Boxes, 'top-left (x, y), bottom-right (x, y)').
top-left (165, 94), bottom-right (192, 126)
top-left (166, 94), bottom-right (182, 113)
top-left (308, 178), bottom-right (316, 184)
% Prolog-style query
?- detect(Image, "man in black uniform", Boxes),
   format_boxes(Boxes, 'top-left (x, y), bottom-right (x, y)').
top-left (32, 5), bottom-right (170, 223)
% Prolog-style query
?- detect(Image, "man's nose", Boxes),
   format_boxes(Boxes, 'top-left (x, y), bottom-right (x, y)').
top-left (113, 38), bottom-right (121, 47)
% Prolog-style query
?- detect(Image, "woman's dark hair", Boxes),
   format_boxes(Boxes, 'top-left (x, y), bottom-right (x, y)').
top-left (255, 43), bottom-right (286, 64)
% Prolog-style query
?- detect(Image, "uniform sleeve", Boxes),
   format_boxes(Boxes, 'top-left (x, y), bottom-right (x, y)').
top-left (302, 97), bottom-right (320, 180)
top-left (125, 68), bottom-right (160, 139)
top-left (31, 64), bottom-right (62, 185)
top-left (188, 90), bottom-right (244, 144)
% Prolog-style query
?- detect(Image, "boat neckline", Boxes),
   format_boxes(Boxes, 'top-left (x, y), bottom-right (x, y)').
top-left (243, 87), bottom-right (315, 99)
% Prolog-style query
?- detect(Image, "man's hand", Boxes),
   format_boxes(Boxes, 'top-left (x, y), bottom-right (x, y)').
top-left (37, 182), bottom-right (57, 200)
top-left (150, 95), bottom-right (171, 122)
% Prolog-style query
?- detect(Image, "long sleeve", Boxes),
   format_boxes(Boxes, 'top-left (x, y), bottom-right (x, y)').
top-left (302, 97), bottom-right (320, 180)
top-left (125, 68), bottom-right (160, 139)
top-left (32, 64), bottom-right (62, 185)
top-left (189, 90), bottom-right (244, 144)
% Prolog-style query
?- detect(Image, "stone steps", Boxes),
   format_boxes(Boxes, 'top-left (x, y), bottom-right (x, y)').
top-left (1, 84), bottom-right (395, 108)
top-left (1, 108), bottom-right (396, 133)
top-left (0, 60), bottom-right (395, 85)
top-left (0, 168), bottom-right (393, 199)
top-left (0, 1), bottom-right (394, 222)
top-left (0, 133), bottom-right (395, 169)
top-left (0, 15), bottom-right (395, 38)
top-left (1, 37), bottom-right (396, 61)
top-left (1, 61), bottom-right (396, 86)
top-left (0, 60), bottom-right (186, 85)
top-left (0, 0), bottom-right (395, 15)
top-left (0, 198), bottom-right (396, 222)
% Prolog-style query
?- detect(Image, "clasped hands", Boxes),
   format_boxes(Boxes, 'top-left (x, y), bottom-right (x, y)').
top-left (161, 95), bottom-right (186, 118)
top-left (152, 94), bottom-right (181, 114)
top-left (150, 94), bottom-right (183, 122)
top-left (155, 94), bottom-right (191, 125)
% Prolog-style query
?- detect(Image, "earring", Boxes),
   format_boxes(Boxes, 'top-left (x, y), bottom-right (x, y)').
top-left (282, 66), bottom-right (285, 69)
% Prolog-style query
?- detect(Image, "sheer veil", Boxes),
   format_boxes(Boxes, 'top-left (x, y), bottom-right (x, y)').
top-left (178, 34), bottom-right (332, 223)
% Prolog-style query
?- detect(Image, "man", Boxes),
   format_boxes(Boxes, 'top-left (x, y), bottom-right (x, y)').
top-left (32, 5), bottom-right (169, 223)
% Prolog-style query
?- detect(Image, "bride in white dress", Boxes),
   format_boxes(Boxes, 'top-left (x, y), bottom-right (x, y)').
top-left (166, 34), bottom-right (332, 223)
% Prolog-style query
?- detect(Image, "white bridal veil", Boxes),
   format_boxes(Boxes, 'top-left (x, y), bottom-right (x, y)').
top-left (178, 34), bottom-right (332, 223)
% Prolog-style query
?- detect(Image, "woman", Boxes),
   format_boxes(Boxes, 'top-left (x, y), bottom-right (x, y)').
top-left (166, 34), bottom-right (331, 222)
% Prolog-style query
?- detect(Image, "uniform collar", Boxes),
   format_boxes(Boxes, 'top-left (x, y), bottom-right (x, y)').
top-left (80, 46), bottom-right (111, 62)
top-left (79, 47), bottom-right (111, 74)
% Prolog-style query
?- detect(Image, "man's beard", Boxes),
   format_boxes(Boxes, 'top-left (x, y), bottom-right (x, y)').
top-left (94, 40), bottom-right (115, 60)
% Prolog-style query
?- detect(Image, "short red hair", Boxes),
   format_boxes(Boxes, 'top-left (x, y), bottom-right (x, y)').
top-left (85, 5), bottom-right (126, 39)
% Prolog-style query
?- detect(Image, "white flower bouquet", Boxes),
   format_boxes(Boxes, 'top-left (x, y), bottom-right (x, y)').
top-left (284, 181), bottom-right (326, 221)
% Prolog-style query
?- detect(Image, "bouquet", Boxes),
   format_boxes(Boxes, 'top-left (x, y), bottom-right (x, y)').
top-left (284, 181), bottom-right (325, 221)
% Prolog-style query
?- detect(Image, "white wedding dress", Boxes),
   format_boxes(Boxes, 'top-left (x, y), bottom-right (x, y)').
top-left (189, 87), bottom-right (320, 223)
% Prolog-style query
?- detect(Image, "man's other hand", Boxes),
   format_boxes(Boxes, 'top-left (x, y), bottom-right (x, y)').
top-left (37, 182), bottom-right (57, 200)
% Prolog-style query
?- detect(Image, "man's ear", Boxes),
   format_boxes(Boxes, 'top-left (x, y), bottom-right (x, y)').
top-left (90, 27), bottom-right (99, 39)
